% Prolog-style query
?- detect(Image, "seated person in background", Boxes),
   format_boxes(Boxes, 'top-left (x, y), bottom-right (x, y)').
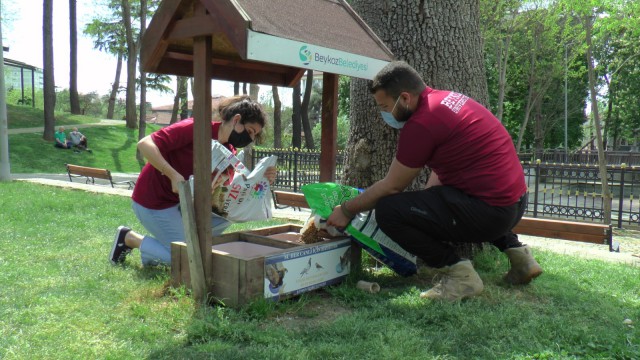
top-left (69, 127), bottom-right (91, 152)
top-left (54, 126), bottom-right (72, 149)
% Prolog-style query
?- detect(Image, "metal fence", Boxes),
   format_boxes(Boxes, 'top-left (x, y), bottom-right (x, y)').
top-left (252, 148), bottom-right (345, 193)
top-left (519, 150), bottom-right (640, 166)
top-left (523, 161), bottom-right (640, 229)
top-left (252, 149), bottom-right (640, 230)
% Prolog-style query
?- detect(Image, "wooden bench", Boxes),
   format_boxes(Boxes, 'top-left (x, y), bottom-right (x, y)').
top-left (271, 190), bottom-right (615, 250)
top-left (513, 217), bottom-right (613, 249)
top-left (66, 164), bottom-right (135, 190)
top-left (272, 190), bottom-right (310, 210)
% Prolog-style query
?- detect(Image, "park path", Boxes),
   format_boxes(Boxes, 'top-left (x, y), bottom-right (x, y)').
top-left (7, 119), bottom-right (125, 135)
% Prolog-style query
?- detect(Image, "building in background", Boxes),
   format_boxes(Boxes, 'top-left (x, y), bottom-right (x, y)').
top-left (149, 95), bottom-right (224, 126)
top-left (3, 55), bottom-right (43, 107)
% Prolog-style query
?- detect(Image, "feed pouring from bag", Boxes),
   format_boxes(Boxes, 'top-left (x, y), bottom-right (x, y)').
top-left (301, 182), bottom-right (417, 277)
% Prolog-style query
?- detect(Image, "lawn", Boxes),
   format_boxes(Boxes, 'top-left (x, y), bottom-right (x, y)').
top-left (1, 181), bottom-right (639, 359)
top-left (8, 124), bottom-right (159, 174)
top-left (6, 103), bottom-right (103, 129)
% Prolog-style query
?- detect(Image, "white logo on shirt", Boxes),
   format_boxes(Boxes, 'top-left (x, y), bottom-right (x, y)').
top-left (440, 92), bottom-right (469, 114)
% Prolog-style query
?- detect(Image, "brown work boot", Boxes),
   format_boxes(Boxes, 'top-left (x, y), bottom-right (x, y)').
top-left (503, 245), bottom-right (543, 285)
top-left (420, 259), bottom-right (484, 301)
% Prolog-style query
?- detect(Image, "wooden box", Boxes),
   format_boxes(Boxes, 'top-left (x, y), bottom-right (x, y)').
top-left (170, 224), bottom-right (355, 307)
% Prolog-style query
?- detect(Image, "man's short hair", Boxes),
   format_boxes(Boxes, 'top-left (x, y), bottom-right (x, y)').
top-left (369, 61), bottom-right (426, 98)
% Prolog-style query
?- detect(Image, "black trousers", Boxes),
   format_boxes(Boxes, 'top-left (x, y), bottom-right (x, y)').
top-left (375, 186), bottom-right (527, 268)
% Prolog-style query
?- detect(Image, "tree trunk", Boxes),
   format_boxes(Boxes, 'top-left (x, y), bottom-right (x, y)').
top-left (43, 0), bottom-right (56, 141)
top-left (348, 0), bottom-right (488, 259)
top-left (584, 15), bottom-right (612, 224)
top-left (69, 0), bottom-right (81, 114)
top-left (249, 83), bottom-right (259, 101)
top-left (301, 70), bottom-right (314, 149)
top-left (171, 76), bottom-right (188, 124)
top-left (272, 85), bottom-right (282, 148)
top-left (234, 81), bottom-right (239, 95)
top-left (291, 82), bottom-right (302, 149)
top-left (137, 0), bottom-right (148, 163)
top-left (107, 52), bottom-right (123, 119)
top-left (121, 0), bottom-right (137, 129)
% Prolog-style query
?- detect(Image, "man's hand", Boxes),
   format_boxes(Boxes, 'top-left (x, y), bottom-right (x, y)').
top-left (327, 205), bottom-right (352, 231)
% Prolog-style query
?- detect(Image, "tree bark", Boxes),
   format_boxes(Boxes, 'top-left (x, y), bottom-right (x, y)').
top-left (137, 0), bottom-right (148, 163)
top-left (584, 14), bottom-right (612, 224)
top-left (171, 76), bottom-right (188, 124)
top-left (301, 70), bottom-right (315, 149)
top-left (291, 82), bottom-right (302, 149)
top-left (272, 85), bottom-right (282, 148)
top-left (107, 52), bottom-right (123, 119)
top-left (43, 0), bottom-right (56, 141)
top-left (69, 0), bottom-right (81, 114)
top-left (121, 0), bottom-right (137, 129)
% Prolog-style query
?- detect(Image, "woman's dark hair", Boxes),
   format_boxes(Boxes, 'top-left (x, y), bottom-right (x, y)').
top-left (218, 95), bottom-right (267, 144)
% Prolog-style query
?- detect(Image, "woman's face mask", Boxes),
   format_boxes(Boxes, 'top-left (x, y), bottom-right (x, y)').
top-left (227, 124), bottom-right (254, 148)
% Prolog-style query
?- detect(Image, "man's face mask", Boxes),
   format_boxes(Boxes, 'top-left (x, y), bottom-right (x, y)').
top-left (227, 123), bottom-right (254, 148)
top-left (380, 96), bottom-right (409, 129)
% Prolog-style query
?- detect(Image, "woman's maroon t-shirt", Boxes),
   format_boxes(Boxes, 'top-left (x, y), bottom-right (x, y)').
top-left (132, 119), bottom-right (229, 210)
top-left (396, 87), bottom-right (526, 206)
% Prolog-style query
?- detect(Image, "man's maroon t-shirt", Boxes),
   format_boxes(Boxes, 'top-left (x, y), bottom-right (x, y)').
top-left (132, 119), bottom-right (229, 210)
top-left (396, 87), bottom-right (526, 206)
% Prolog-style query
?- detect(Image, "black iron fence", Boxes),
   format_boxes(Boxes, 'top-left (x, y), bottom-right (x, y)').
top-left (523, 161), bottom-right (640, 229)
top-left (252, 148), bottom-right (345, 193)
top-left (519, 150), bottom-right (640, 166)
top-left (252, 148), bottom-right (640, 230)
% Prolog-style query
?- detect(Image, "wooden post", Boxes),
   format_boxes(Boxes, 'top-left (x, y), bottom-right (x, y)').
top-left (177, 181), bottom-right (207, 303)
top-left (320, 73), bottom-right (339, 182)
top-left (192, 32), bottom-right (214, 293)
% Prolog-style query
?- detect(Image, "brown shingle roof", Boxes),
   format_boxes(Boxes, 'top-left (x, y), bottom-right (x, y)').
top-left (141, 0), bottom-right (393, 86)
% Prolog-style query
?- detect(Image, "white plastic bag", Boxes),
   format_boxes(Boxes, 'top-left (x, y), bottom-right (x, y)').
top-left (190, 141), bottom-right (277, 222)
top-left (220, 155), bottom-right (277, 222)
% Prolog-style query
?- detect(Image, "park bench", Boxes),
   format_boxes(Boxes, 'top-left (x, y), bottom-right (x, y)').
top-left (65, 164), bottom-right (135, 190)
top-left (272, 190), bottom-right (308, 210)
top-left (271, 190), bottom-right (615, 250)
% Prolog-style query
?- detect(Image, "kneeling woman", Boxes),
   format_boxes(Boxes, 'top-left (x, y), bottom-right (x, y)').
top-left (109, 96), bottom-right (276, 266)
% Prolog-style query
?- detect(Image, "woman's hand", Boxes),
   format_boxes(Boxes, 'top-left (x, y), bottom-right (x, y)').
top-left (168, 173), bottom-right (186, 194)
top-left (264, 166), bottom-right (277, 185)
top-left (211, 172), bottom-right (230, 192)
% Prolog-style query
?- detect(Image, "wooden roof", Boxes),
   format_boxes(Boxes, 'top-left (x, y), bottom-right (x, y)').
top-left (141, 0), bottom-right (394, 87)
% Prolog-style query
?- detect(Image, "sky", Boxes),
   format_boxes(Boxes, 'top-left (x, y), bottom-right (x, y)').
top-left (1, 0), bottom-right (250, 108)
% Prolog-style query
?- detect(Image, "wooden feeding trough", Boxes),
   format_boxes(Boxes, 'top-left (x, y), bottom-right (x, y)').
top-left (141, 0), bottom-right (393, 304)
top-left (171, 224), bottom-right (358, 307)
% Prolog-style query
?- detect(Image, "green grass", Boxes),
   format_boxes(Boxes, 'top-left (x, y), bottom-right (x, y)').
top-left (9, 124), bottom-right (161, 174)
top-left (1, 181), bottom-right (639, 359)
top-left (7, 103), bottom-right (105, 129)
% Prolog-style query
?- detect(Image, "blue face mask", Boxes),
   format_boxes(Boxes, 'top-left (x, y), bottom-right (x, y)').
top-left (380, 96), bottom-right (406, 129)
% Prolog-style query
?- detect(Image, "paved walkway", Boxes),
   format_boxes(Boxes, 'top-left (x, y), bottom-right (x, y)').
top-left (10, 174), bottom-right (640, 267)
top-left (7, 119), bottom-right (125, 135)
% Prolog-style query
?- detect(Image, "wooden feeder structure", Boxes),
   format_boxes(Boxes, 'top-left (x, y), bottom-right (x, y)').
top-left (141, 0), bottom-right (393, 306)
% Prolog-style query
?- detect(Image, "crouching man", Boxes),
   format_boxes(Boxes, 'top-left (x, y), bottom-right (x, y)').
top-left (327, 61), bottom-right (542, 302)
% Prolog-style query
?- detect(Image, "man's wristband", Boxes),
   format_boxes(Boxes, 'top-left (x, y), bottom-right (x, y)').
top-left (340, 201), bottom-right (355, 219)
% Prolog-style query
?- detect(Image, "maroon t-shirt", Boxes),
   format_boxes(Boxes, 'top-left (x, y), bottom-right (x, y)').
top-left (132, 119), bottom-right (233, 210)
top-left (396, 87), bottom-right (526, 206)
